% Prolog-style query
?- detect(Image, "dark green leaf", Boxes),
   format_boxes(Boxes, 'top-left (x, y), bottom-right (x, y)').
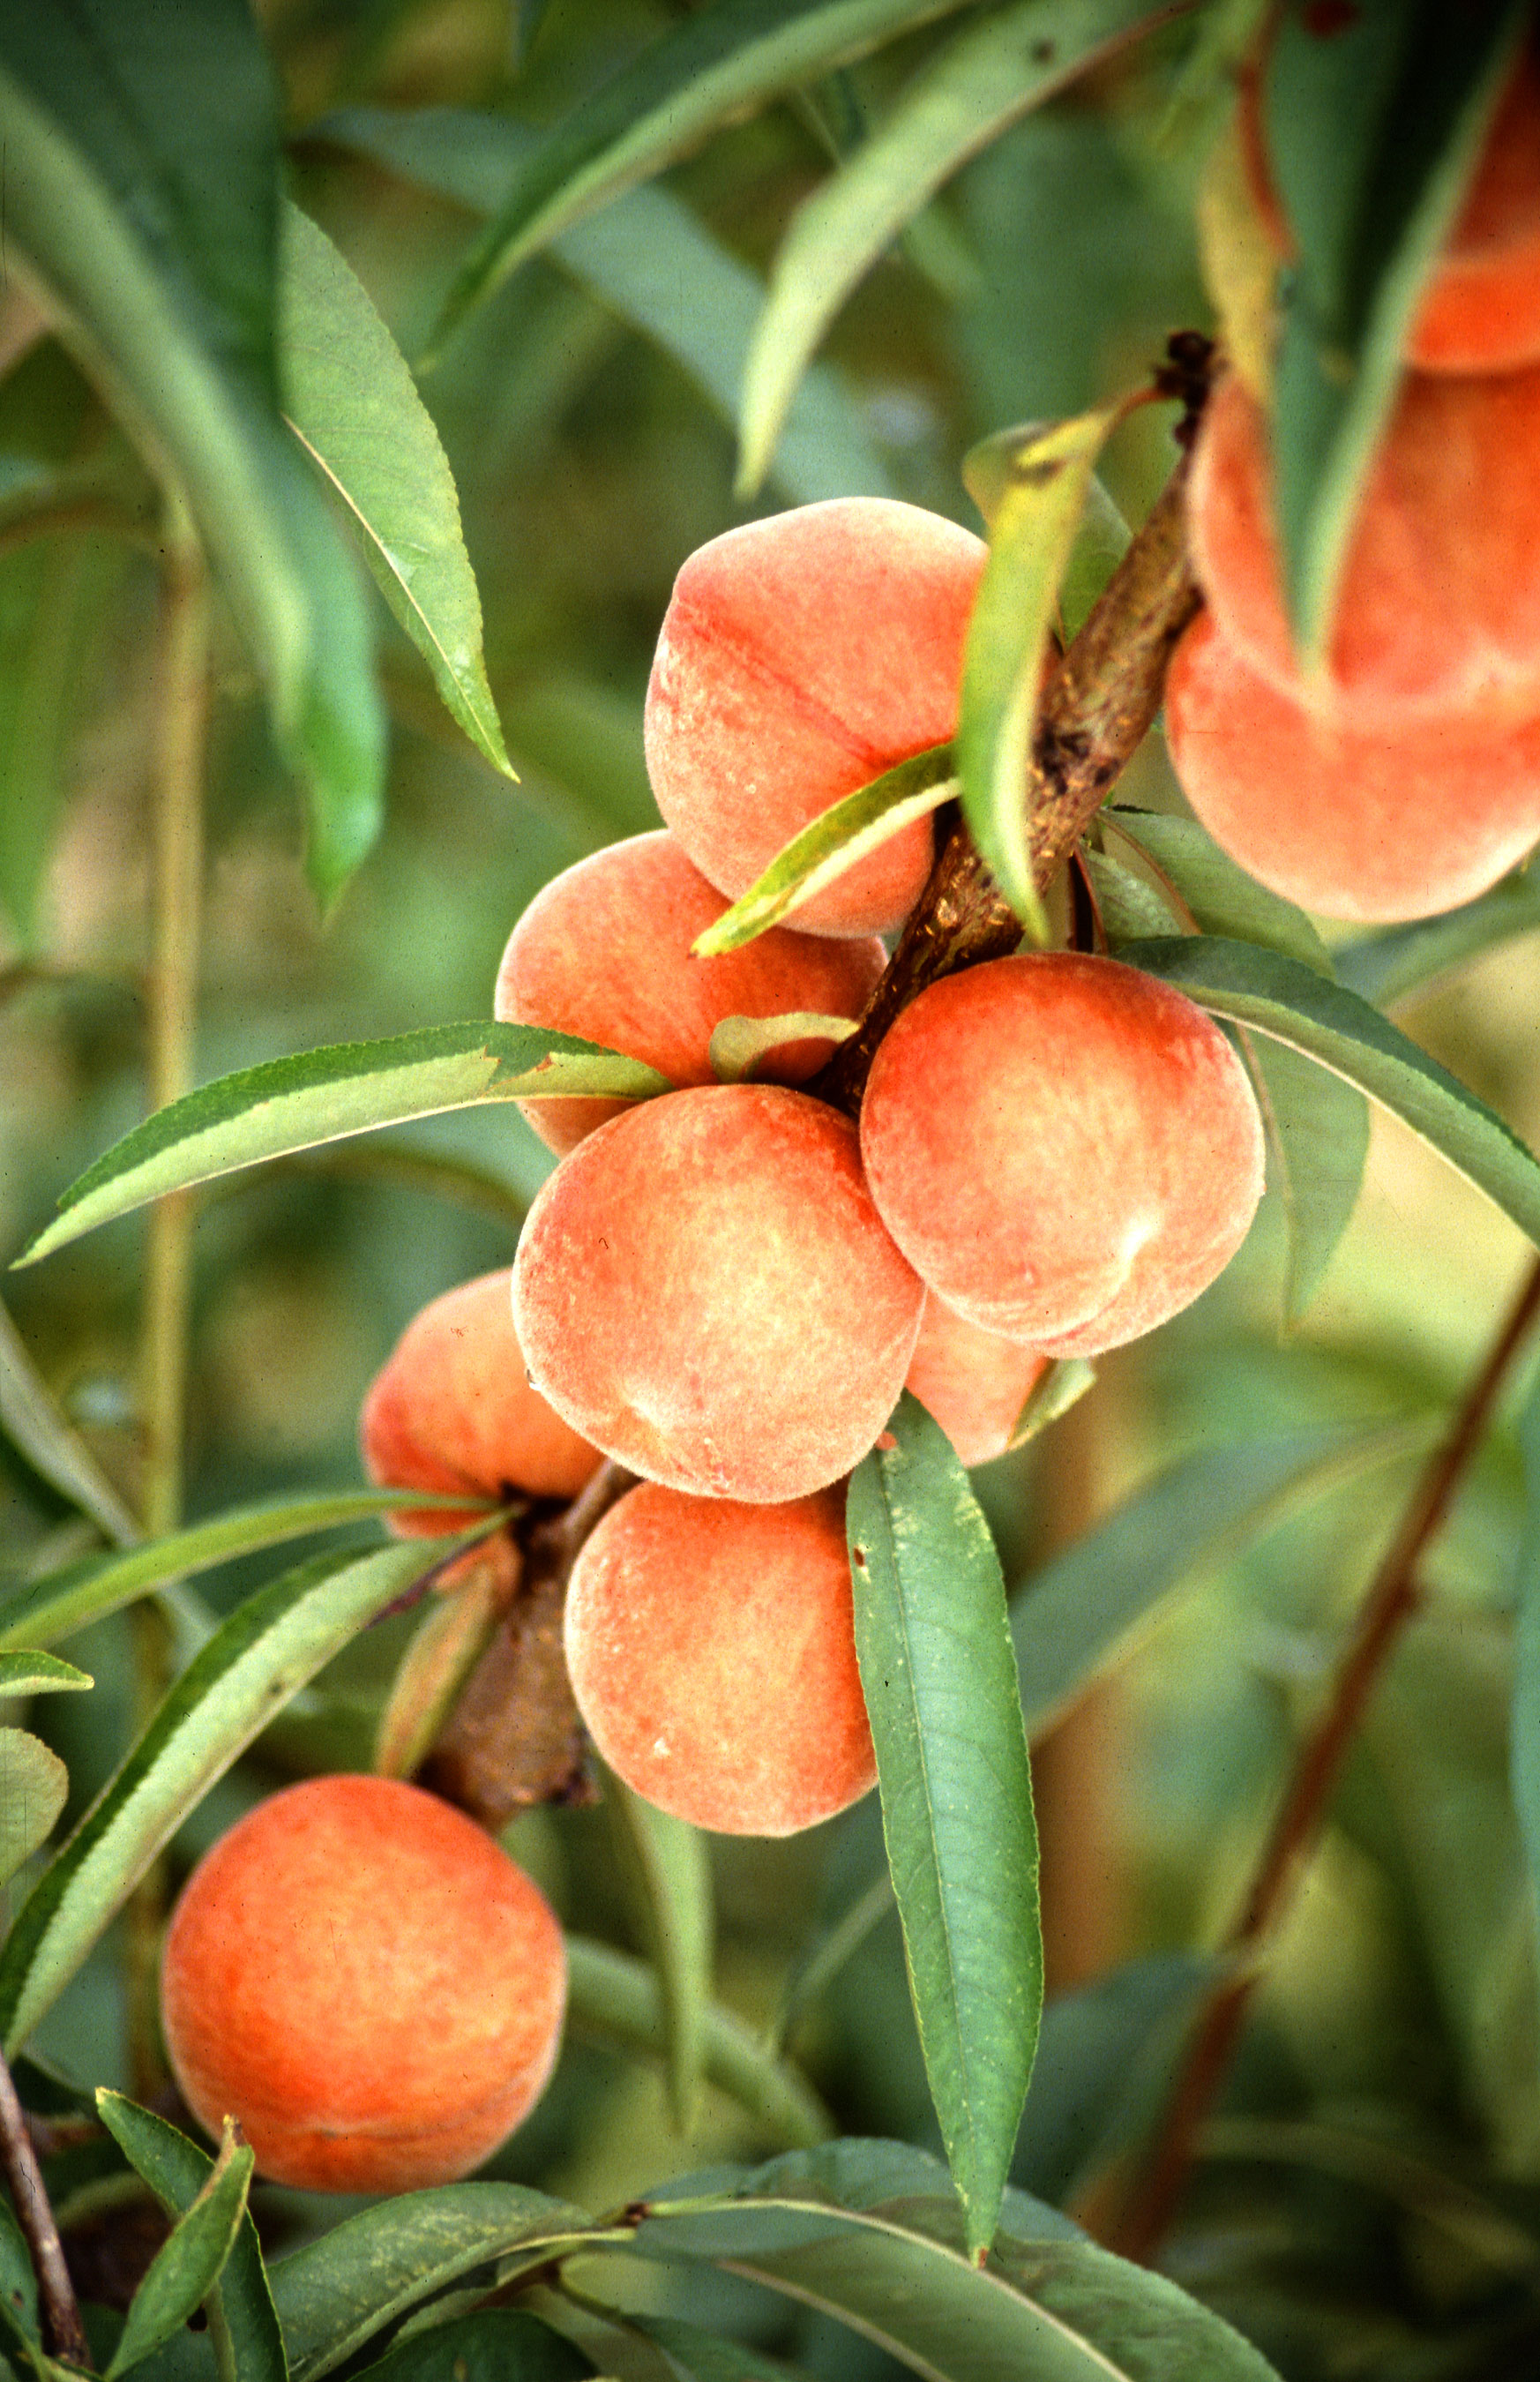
top-left (624, 2314), bottom-right (806, 2381)
top-left (352, 2311), bottom-right (593, 2382)
top-left (1335, 870), bottom-right (1540, 1008)
top-left (848, 1395), bottom-right (1041, 2259)
top-left (18, 1023), bottom-right (671, 1267)
top-left (958, 406), bottom-right (1123, 933)
top-left (1511, 1369), bottom-right (1540, 1968)
top-left (280, 205), bottom-right (510, 779)
top-left (1103, 809), bottom-right (1333, 975)
top-left (0, 1730), bottom-right (68, 1890)
top-left (1015, 1952), bottom-right (1217, 2205)
top-left (426, 0), bottom-right (983, 355)
top-left (766, 1873), bottom-right (893, 2056)
top-left (0, 1291), bottom-right (140, 1545)
top-left (96, 2092), bottom-right (288, 2382)
top-left (707, 1014), bottom-right (858, 1085)
top-left (1013, 1426), bottom-right (1424, 1735)
top-left (321, 109), bottom-right (891, 505)
top-left (1248, 1036), bottom-right (1369, 1322)
top-left (107, 2123), bottom-right (255, 2380)
top-left (0, 2201), bottom-right (38, 2356)
top-left (0, 1533), bottom-right (475, 2052)
top-left (738, 0), bottom-right (1178, 492)
top-left (1267, 3), bottom-right (1529, 663)
top-left (1124, 936), bottom-right (1540, 1253)
top-left (602, 1770), bottom-right (714, 2133)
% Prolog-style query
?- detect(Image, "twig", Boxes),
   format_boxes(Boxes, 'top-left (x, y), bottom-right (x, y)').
top-left (0, 2046), bottom-right (89, 2365)
top-left (1112, 1251), bottom-right (1540, 2261)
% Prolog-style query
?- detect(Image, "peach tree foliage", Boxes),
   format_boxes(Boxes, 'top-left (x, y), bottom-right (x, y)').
top-left (1, 2), bottom-right (1539, 2378)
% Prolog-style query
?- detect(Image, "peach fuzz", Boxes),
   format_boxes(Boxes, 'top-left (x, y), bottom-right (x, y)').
top-left (905, 1295), bottom-right (1048, 1470)
top-left (494, 830), bottom-right (886, 1156)
top-left (859, 953), bottom-right (1265, 1357)
top-left (512, 1083), bottom-right (924, 1502)
top-left (565, 1484), bottom-right (876, 1835)
top-left (361, 1269), bottom-right (599, 1534)
top-left (644, 497), bottom-right (986, 936)
top-left (160, 1774), bottom-right (565, 2194)
top-left (1188, 366), bottom-right (1540, 723)
top-left (1164, 610), bottom-right (1540, 923)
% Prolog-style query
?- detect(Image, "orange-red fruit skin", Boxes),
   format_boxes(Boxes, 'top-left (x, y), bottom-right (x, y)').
top-left (904, 1295), bottom-right (1048, 1469)
top-left (512, 1084), bottom-right (924, 1502)
top-left (565, 1483), bottom-right (876, 1835)
top-left (859, 954), bottom-right (1266, 1357)
top-left (359, 1270), bottom-right (600, 1533)
top-left (1410, 42), bottom-right (1540, 373)
top-left (161, 1775), bottom-right (565, 2195)
top-left (1189, 367), bottom-right (1540, 723)
top-left (644, 498), bottom-right (986, 937)
top-left (1165, 610), bottom-right (1540, 923)
top-left (493, 830), bottom-right (886, 1156)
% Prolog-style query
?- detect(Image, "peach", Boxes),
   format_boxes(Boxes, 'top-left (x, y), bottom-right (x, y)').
top-left (494, 830), bottom-right (886, 1156)
top-left (904, 1295), bottom-right (1049, 1470)
top-left (564, 1483), bottom-right (876, 1836)
top-left (361, 1270), bottom-right (600, 1533)
top-left (160, 1774), bottom-right (565, 2194)
top-left (1164, 608), bottom-right (1540, 922)
top-left (859, 953), bottom-right (1265, 1357)
top-left (644, 498), bottom-right (986, 936)
top-left (512, 1084), bottom-right (924, 1502)
top-left (1188, 366), bottom-right (1540, 723)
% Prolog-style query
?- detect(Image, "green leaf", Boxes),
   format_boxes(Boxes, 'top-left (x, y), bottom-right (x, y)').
top-left (321, 109), bottom-right (892, 506)
top-left (18, 1022), bottom-right (671, 1267)
top-left (691, 748), bottom-right (954, 955)
top-left (0, 4), bottom-right (385, 907)
top-left (268, 2185), bottom-right (601, 2382)
top-left (0, 1486), bottom-right (481, 1652)
top-left (0, 1653), bottom-right (92, 1697)
top-left (107, 2121), bottom-right (255, 2381)
top-left (1103, 808), bottom-right (1334, 976)
top-left (1511, 1370), bottom-right (1540, 1976)
top-left (847, 1395), bottom-right (1042, 2260)
top-left (426, 0), bottom-right (982, 356)
top-left (1335, 870), bottom-right (1540, 1009)
top-left (623, 2313), bottom-right (806, 2382)
top-left (1248, 1036), bottom-right (1370, 1322)
top-left (0, 1291), bottom-right (140, 1545)
top-left (0, 1731), bottom-right (67, 1890)
top-left (766, 1873), bottom-right (894, 2056)
top-left (0, 1532), bottom-right (474, 2052)
top-left (280, 205), bottom-right (511, 781)
top-left (603, 1769), bottom-right (714, 2133)
top-left (1012, 1426), bottom-right (1424, 1735)
top-left (0, 2200), bottom-right (39, 2357)
top-left (737, 0), bottom-right (1176, 494)
top-left (707, 1013), bottom-right (858, 1085)
top-left (352, 2311), bottom-right (594, 2382)
top-left (1125, 935), bottom-right (1540, 1254)
top-left (1016, 1951), bottom-right (1218, 2206)
top-left (957, 406), bottom-right (1123, 936)
top-left (95, 2093), bottom-right (287, 2382)
top-left (1267, 3), bottom-right (1529, 665)
top-left (1006, 1357), bottom-right (1095, 1451)
top-left (564, 1936), bottom-right (832, 2153)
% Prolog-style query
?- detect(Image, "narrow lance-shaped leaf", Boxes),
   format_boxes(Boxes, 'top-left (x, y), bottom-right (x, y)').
top-left (708, 1013), bottom-right (857, 1085)
top-left (1267, 3), bottom-right (1528, 668)
top-left (957, 404), bottom-right (1125, 936)
top-left (0, 1532), bottom-right (482, 2051)
top-left (738, 0), bottom-right (1182, 493)
top-left (1336, 870), bottom-right (1540, 1009)
top-left (0, 1289), bottom-right (140, 1543)
top-left (0, 1731), bottom-right (68, 1890)
top-left (1510, 1370), bottom-right (1540, 1956)
top-left (1103, 806), bottom-right (1334, 976)
top-left (426, 0), bottom-right (983, 356)
top-left (602, 1766), bottom-right (714, 2133)
top-left (280, 205), bottom-right (512, 780)
top-left (106, 2119), bottom-right (256, 2381)
top-left (1248, 1035), bottom-right (1371, 1323)
top-left (847, 1394), bottom-right (1041, 2260)
top-left (17, 1022), bottom-right (671, 1267)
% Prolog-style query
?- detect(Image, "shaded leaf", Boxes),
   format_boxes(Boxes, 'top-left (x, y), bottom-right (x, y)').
top-left (0, 1291), bottom-right (139, 1545)
top-left (707, 1013), bottom-right (857, 1085)
top-left (848, 1395), bottom-right (1041, 2259)
top-left (321, 109), bottom-right (891, 505)
top-left (1103, 808), bottom-right (1333, 975)
top-left (1512, 1369), bottom-right (1540, 1969)
top-left (603, 1770), bottom-right (714, 2134)
top-left (1007, 1357), bottom-right (1095, 1450)
top-left (766, 1873), bottom-right (894, 2057)
top-left (738, 0), bottom-right (1178, 492)
top-left (1248, 1036), bottom-right (1369, 1322)
top-left (18, 1022), bottom-right (671, 1267)
top-left (1012, 1426), bottom-right (1424, 1735)
top-left (692, 748), bottom-right (954, 955)
top-left (1335, 870), bottom-right (1540, 1008)
top-left (427, 0), bottom-right (983, 354)
top-left (0, 1533), bottom-right (478, 2052)
top-left (625, 2313), bottom-right (806, 2381)
top-left (1267, 4), bottom-right (1528, 666)
top-left (372, 1559), bottom-right (505, 1782)
top-left (958, 405), bottom-right (1124, 933)
top-left (1125, 935), bottom-right (1540, 1253)
top-left (0, 2200), bottom-right (39, 2357)
top-left (0, 1730), bottom-right (67, 1890)
top-left (280, 205), bottom-right (510, 779)
top-left (1015, 1952), bottom-right (1218, 2205)
top-left (352, 2310), bottom-right (594, 2382)
top-left (107, 2121), bottom-right (255, 2380)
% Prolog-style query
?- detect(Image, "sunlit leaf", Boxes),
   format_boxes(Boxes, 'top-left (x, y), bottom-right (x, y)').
top-left (106, 2120), bottom-right (255, 2380)
top-left (0, 1652), bottom-right (92, 1697)
top-left (0, 1730), bottom-right (67, 1890)
top-left (707, 1013), bottom-right (858, 1085)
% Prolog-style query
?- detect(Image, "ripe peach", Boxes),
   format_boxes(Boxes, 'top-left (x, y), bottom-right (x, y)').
top-left (1188, 366), bottom-right (1540, 723)
top-left (494, 830), bottom-right (886, 1156)
top-left (905, 1295), bottom-right (1048, 1470)
top-left (644, 498), bottom-right (986, 937)
top-left (361, 1270), bottom-right (600, 1533)
top-left (512, 1084), bottom-right (924, 1502)
top-left (1164, 608), bottom-right (1540, 922)
top-left (859, 953), bottom-right (1265, 1357)
top-left (564, 1483), bottom-right (876, 1836)
top-left (160, 1774), bottom-right (565, 2193)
